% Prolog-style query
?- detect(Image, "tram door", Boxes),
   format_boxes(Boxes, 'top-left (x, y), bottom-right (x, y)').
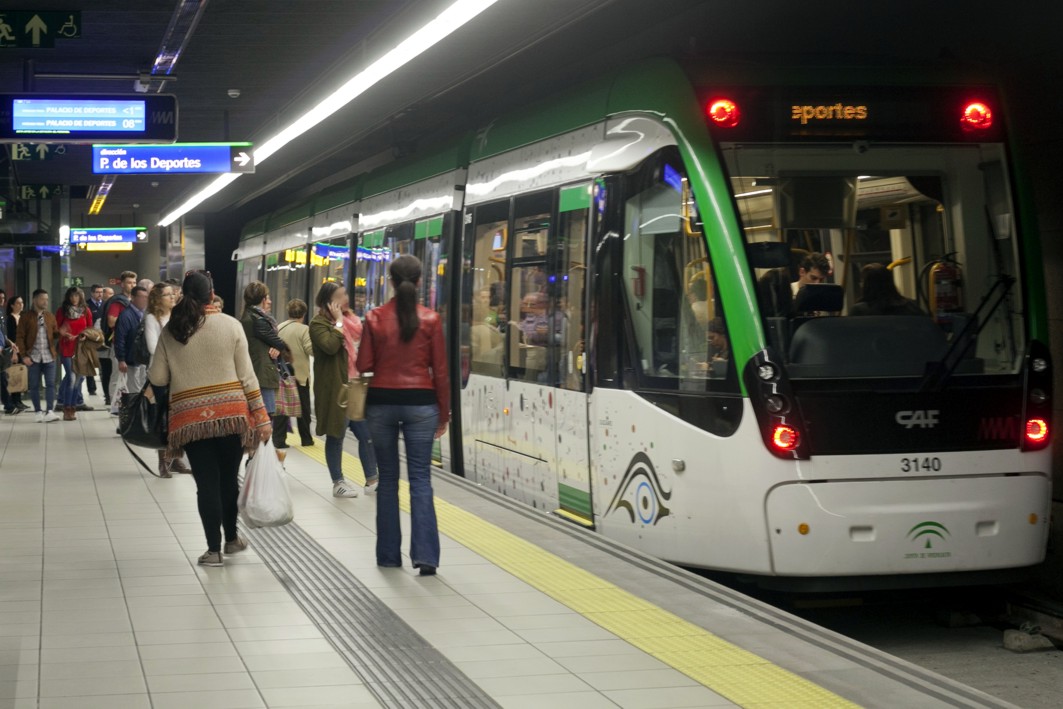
top-left (550, 184), bottom-right (593, 524)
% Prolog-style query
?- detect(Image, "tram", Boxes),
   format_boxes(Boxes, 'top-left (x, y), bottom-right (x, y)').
top-left (234, 58), bottom-right (1051, 582)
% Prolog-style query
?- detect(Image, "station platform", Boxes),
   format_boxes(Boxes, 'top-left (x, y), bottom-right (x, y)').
top-left (0, 406), bottom-right (1020, 709)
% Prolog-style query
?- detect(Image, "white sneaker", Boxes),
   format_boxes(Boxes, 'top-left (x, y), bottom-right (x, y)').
top-left (332, 480), bottom-right (360, 498)
top-left (43, 411), bottom-right (61, 423)
top-left (364, 478), bottom-right (379, 495)
top-left (34, 411), bottom-right (44, 423)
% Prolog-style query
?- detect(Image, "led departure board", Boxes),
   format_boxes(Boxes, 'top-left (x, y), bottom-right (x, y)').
top-left (0, 94), bottom-right (177, 143)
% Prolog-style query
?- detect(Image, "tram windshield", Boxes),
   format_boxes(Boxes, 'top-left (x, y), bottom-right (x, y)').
top-left (722, 143), bottom-right (1024, 380)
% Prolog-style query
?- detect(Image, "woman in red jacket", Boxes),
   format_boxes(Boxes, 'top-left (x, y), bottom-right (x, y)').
top-left (55, 286), bottom-right (95, 421)
top-left (356, 255), bottom-right (449, 576)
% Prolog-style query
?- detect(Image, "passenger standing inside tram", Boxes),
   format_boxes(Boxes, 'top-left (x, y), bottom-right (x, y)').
top-left (357, 255), bottom-right (449, 575)
top-left (276, 299), bottom-right (315, 448)
top-left (16, 289), bottom-right (61, 423)
top-left (144, 282), bottom-right (191, 478)
top-left (309, 282), bottom-right (378, 497)
top-left (148, 271), bottom-right (271, 567)
top-left (54, 286), bottom-right (94, 421)
top-left (240, 282), bottom-right (290, 425)
top-left (5, 295), bottom-right (26, 414)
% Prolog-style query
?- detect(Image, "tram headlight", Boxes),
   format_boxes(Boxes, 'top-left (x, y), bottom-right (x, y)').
top-left (757, 363), bottom-right (777, 381)
top-left (764, 395), bottom-right (788, 414)
top-left (1031, 357), bottom-right (1048, 373)
top-left (1029, 388), bottom-right (1048, 405)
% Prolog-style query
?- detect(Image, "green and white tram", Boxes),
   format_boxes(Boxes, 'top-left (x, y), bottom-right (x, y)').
top-left (236, 59), bottom-right (1051, 583)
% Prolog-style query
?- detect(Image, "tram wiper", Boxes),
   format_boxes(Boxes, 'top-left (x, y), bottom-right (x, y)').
top-left (920, 272), bottom-right (1015, 393)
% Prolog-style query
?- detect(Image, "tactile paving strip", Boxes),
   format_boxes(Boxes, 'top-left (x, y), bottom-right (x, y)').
top-left (243, 482), bottom-right (500, 708)
top-left (290, 434), bottom-right (859, 709)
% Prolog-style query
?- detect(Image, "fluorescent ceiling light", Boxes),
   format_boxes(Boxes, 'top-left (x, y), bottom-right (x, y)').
top-left (160, 0), bottom-right (498, 227)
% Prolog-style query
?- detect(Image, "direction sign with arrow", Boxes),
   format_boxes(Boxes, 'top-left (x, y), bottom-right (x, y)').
top-left (0, 12), bottom-right (81, 49)
top-left (9, 143), bottom-right (67, 160)
top-left (91, 143), bottom-right (256, 174)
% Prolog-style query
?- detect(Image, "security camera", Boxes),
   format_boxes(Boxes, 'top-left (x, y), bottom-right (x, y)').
top-left (227, 89), bottom-right (241, 99)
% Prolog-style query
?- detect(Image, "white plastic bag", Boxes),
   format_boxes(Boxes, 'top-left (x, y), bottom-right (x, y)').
top-left (238, 439), bottom-right (294, 528)
top-left (110, 369), bottom-right (128, 415)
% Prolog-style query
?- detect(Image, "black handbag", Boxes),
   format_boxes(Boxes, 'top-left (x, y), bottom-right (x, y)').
top-left (118, 382), bottom-right (169, 450)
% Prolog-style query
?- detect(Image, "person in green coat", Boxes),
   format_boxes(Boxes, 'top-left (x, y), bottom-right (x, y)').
top-left (309, 281), bottom-right (377, 498)
top-left (240, 281), bottom-right (289, 418)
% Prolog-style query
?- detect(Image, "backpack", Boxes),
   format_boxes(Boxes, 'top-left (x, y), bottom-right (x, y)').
top-left (100, 293), bottom-right (130, 345)
top-left (131, 316), bottom-right (151, 366)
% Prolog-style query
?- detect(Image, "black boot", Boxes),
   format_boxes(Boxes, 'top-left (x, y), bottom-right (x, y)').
top-left (272, 415), bottom-right (289, 449)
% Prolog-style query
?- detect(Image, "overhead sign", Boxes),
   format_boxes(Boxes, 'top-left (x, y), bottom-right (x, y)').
top-left (10, 142), bottom-right (67, 160)
top-left (69, 227), bottom-right (147, 244)
top-left (91, 143), bottom-right (255, 175)
top-left (0, 12), bottom-right (81, 49)
top-left (20, 184), bottom-right (64, 199)
top-left (0, 94), bottom-right (177, 144)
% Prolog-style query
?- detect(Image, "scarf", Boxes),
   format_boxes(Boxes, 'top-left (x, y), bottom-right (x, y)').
top-left (65, 304), bottom-right (86, 320)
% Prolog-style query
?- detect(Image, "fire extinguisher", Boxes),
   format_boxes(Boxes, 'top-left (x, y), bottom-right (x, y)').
top-left (929, 256), bottom-right (964, 318)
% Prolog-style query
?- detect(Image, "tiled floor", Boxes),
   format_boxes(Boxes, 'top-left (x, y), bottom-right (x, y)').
top-left (0, 405), bottom-right (738, 709)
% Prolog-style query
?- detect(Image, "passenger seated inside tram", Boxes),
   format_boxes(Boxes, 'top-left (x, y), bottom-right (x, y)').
top-left (790, 252), bottom-right (830, 298)
top-left (849, 263), bottom-right (923, 317)
top-left (693, 318), bottom-right (729, 377)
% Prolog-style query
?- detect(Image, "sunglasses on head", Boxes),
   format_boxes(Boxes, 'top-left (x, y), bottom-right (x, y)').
top-left (185, 269), bottom-right (212, 280)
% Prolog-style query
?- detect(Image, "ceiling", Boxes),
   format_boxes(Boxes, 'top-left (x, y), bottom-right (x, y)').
top-left (1, 0), bottom-right (1061, 234)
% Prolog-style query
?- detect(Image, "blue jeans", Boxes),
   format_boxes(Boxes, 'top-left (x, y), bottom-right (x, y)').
top-left (324, 420), bottom-right (379, 484)
top-left (366, 404), bottom-right (439, 568)
top-left (261, 388), bottom-right (276, 416)
top-left (58, 356), bottom-right (84, 407)
top-left (28, 360), bottom-right (57, 413)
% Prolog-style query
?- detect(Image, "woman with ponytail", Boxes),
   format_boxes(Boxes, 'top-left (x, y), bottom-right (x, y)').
top-left (356, 255), bottom-right (449, 576)
top-left (148, 271), bottom-right (272, 567)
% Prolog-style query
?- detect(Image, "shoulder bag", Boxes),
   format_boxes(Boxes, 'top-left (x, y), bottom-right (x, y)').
top-left (6, 363), bottom-right (28, 393)
top-left (118, 381), bottom-right (170, 450)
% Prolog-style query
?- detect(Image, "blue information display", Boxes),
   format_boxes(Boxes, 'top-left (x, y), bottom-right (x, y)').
top-left (0, 93), bottom-right (177, 143)
top-left (69, 227), bottom-right (147, 244)
top-left (91, 143), bottom-right (255, 174)
top-left (14, 98), bottom-right (145, 133)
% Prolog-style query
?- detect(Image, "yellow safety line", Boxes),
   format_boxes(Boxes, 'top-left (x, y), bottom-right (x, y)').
top-left (288, 434), bottom-right (859, 708)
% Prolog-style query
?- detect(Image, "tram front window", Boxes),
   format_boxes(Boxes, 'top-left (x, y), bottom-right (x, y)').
top-left (723, 143), bottom-right (1025, 379)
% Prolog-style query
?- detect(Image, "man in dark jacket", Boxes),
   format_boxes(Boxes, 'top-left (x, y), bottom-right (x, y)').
top-left (83, 284), bottom-right (104, 398)
top-left (114, 286), bottom-right (147, 404)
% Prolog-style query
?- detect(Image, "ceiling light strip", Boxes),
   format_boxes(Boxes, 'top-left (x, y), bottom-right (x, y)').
top-left (159, 0), bottom-right (498, 227)
top-left (88, 175), bottom-right (117, 215)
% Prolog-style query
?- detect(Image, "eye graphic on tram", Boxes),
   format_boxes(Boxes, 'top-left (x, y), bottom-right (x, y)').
top-left (606, 452), bottom-right (672, 525)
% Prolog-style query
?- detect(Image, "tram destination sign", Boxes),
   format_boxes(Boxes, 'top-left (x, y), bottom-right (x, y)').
top-left (0, 94), bottom-right (177, 144)
top-left (69, 227), bottom-right (147, 244)
top-left (91, 143), bottom-right (255, 175)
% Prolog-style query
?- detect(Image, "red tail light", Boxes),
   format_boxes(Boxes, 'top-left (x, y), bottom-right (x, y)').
top-left (707, 99), bottom-right (740, 128)
top-left (771, 424), bottom-right (799, 451)
top-left (961, 102), bottom-right (993, 131)
top-left (1025, 418), bottom-right (1049, 444)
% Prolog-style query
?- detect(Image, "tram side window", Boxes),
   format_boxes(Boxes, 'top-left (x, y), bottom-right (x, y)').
top-left (623, 167), bottom-right (733, 389)
top-left (507, 193), bottom-right (552, 382)
top-left (469, 201), bottom-right (509, 377)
